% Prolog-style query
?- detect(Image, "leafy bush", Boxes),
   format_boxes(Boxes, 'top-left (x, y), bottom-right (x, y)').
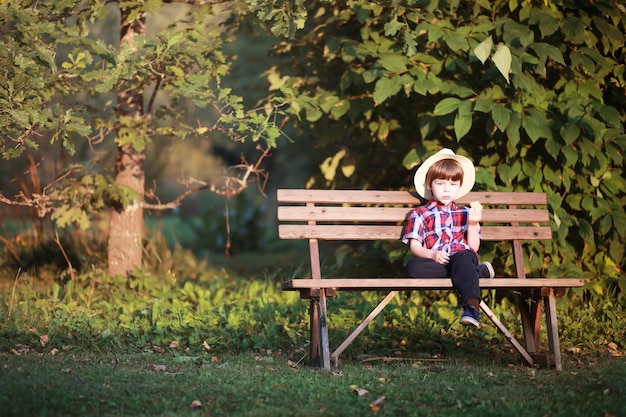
top-left (1, 241), bottom-right (624, 360)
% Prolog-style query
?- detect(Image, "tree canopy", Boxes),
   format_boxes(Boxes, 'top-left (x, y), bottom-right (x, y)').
top-left (0, 0), bottom-right (291, 275)
top-left (263, 0), bottom-right (625, 284)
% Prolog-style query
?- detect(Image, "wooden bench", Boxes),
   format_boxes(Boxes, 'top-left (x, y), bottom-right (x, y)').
top-left (277, 189), bottom-right (585, 371)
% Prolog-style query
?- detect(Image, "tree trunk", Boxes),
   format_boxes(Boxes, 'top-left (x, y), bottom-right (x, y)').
top-left (108, 143), bottom-right (145, 276)
top-left (107, 7), bottom-right (146, 277)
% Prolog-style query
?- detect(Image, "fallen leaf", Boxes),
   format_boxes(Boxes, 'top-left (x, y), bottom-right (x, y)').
top-left (50, 348), bottom-right (59, 356)
top-left (11, 344), bottom-right (31, 355)
top-left (40, 334), bottom-right (49, 348)
top-left (151, 364), bottom-right (167, 372)
top-left (369, 396), bottom-right (386, 412)
top-left (607, 342), bottom-right (622, 357)
top-left (169, 341), bottom-right (180, 349)
top-left (152, 345), bottom-right (165, 353)
top-left (565, 347), bottom-right (581, 354)
top-left (190, 400), bottom-right (202, 409)
top-left (287, 359), bottom-right (299, 369)
top-left (202, 341), bottom-right (211, 352)
top-left (61, 368), bottom-right (73, 374)
top-left (352, 387), bottom-right (369, 397)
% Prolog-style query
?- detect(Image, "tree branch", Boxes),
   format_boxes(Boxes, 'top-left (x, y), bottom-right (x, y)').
top-left (142, 144), bottom-right (271, 210)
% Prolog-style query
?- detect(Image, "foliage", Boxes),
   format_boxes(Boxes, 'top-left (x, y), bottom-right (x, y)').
top-left (1, 241), bottom-right (624, 359)
top-left (0, 0), bottom-right (300, 274)
top-left (262, 0), bottom-right (625, 294)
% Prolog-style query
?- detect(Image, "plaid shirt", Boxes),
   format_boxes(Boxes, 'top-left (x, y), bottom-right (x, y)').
top-left (402, 200), bottom-right (478, 254)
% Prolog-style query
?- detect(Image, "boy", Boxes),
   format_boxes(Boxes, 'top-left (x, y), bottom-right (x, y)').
top-left (402, 148), bottom-right (494, 327)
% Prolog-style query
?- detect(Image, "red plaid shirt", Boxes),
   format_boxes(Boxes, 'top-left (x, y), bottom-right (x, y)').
top-left (402, 200), bottom-right (478, 254)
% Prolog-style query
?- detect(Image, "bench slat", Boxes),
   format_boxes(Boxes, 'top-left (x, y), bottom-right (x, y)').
top-left (282, 278), bottom-right (586, 290)
top-left (277, 189), bottom-right (547, 206)
top-left (278, 224), bottom-right (552, 241)
top-left (278, 206), bottom-right (549, 223)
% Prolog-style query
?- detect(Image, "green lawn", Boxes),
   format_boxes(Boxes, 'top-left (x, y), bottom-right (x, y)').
top-left (1, 351), bottom-right (624, 417)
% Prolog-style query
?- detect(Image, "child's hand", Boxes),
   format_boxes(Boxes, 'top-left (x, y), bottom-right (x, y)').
top-left (469, 200), bottom-right (482, 225)
top-left (433, 250), bottom-right (450, 265)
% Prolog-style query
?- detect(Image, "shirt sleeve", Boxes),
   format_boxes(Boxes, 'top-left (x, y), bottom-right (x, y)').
top-left (401, 208), bottom-right (422, 245)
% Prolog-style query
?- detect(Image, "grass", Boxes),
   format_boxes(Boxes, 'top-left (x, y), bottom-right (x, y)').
top-left (1, 350), bottom-right (625, 417)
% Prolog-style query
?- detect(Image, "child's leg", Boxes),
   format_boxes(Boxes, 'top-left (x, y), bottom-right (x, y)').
top-left (406, 257), bottom-right (448, 278)
top-left (448, 250), bottom-right (481, 306)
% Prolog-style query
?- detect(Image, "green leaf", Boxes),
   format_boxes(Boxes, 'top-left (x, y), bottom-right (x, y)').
top-left (419, 114), bottom-right (437, 139)
top-left (491, 43), bottom-right (511, 83)
top-left (473, 36), bottom-right (493, 64)
top-left (305, 105), bottom-right (322, 122)
top-left (373, 76), bottom-right (403, 105)
top-left (505, 112), bottom-right (522, 148)
top-left (402, 148), bottom-right (420, 169)
top-left (593, 16), bottom-right (625, 54)
top-left (497, 164), bottom-right (512, 184)
top-left (530, 43), bottom-right (565, 76)
top-left (330, 100), bottom-right (350, 119)
top-left (319, 149), bottom-right (346, 182)
top-left (491, 102), bottom-right (511, 132)
top-left (538, 14), bottom-right (559, 38)
top-left (521, 107), bottom-right (552, 142)
top-left (543, 164), bottom-right (561, 184)
top-left (545, 137), bottom-right (562, 160)
top-left (560, 123), bottom-right (581, 145)
top-left (561, 17), bottom-right (586, 44)
top-left (443, 30), bottom-right (469, 52)
top-left (379, 53), bottom-right (409, 72)
top-left (433, 97), bottom-right (461, 116)
top-left (561, 145), bottom-right (578, 167)
top-left (597, 105), bottom-right (621, 128)
top-left (384, 19), bottom-right (404, 36)
top-left (457, 100), bottom-right (473, 117)
top-left (579, 80), bottom-right (603, 100)
top-left (454, 114), bottom-right (472, 140)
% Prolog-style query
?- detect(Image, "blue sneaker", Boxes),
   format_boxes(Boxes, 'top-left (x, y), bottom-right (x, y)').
top-left (477, 262), bottom-right (495, 278)
top-left (460, 306), bottom-right (480, 327)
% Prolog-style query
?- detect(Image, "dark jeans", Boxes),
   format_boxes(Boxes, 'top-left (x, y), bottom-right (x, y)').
top-left (405, 250), bottom-right (480, 305)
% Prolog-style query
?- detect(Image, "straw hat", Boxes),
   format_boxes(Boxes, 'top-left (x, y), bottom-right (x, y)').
top-left (413, 148), bottom-right (475, 200)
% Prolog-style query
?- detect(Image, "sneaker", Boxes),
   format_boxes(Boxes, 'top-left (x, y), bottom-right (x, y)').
top-left (477, 262), bottom-right (495, 278)
top-left (460, 305), bottom-right (480, 327)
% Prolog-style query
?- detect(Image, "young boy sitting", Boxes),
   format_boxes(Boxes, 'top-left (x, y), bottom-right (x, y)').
top-left (402, 148), bottom-right (494, 327)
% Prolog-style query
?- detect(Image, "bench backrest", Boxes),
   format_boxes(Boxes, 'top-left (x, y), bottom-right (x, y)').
top-left (277, 189), bottom-right (552, 279)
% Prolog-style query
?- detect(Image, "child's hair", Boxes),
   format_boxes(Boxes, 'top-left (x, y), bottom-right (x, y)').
top-left (426, 159), bottom-right (464, 186)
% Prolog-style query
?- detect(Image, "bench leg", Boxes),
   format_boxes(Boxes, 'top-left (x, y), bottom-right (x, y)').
top-left (330, 291), bottom-right (398, 367)
top-left (309, 298), bottom-right (320, 367)
top-left (309, 293), bottom-right (331, 370)
top-left (318, 290), bottom-right (331, 370)
top-left (517, 296), bottom-right (541, 354)
top-left (544, 289), bottom-right (563, 371)
top-left (480, 300), bottom-right (534, 367)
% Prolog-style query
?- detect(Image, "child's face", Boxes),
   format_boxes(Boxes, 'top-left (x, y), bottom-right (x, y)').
top-left (428, 178), bottom-right (461, 205)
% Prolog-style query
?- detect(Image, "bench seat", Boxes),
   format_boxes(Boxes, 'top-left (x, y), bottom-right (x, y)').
top-left (283, 278), bottom-right (585, 291)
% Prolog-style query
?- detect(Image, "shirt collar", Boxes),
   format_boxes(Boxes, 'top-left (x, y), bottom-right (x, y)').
top-left (426, 199), bottom-right (458, 210)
